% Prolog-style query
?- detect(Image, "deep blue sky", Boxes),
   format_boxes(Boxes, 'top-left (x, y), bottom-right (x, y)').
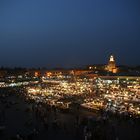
top-left (0, 0), bottom-right (140, 68)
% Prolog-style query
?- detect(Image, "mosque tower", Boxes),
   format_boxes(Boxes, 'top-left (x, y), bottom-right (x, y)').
top-left (107, 55), bottom-right (117, 73)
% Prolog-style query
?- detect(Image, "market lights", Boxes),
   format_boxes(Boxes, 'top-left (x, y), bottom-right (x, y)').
top-left (25, 77), bottom-right (140, 117)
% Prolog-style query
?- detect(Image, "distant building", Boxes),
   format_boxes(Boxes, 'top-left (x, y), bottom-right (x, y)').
top-left (106, 55), bottom-right (118, 73)
top-left (88, 65), bottom-right (105, 71)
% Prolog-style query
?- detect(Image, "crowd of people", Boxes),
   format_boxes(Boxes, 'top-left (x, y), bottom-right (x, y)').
top-left (0, 87), bottom-right (120, 140)
top-left (0, 76), bottom-right (140, 140)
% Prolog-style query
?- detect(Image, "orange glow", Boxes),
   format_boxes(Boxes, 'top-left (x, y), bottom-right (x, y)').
top-left (46, 72), bottom-right (52, 77)
top-left (35, 72), bottom-right (40, 77)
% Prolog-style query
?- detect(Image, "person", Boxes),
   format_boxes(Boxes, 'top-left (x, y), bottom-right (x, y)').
top-left (87, 130), bottom-right (92, 140)
top-left (84, 134), bottom-right (88, 140)
top-left (16, 133), bottom-right (24, 140)
top-left (43, 117), bottom-right (48, 131)
top-left (84, 125), bottom-right (88, 135)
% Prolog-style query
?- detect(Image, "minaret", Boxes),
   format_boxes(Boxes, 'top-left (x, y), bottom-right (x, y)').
top-left (110, 55), bottom-right (115, 62)
top-left (107, 55), bottom-right (117, 73)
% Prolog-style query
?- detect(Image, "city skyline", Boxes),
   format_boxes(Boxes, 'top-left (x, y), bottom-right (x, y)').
top-left (0, 0), bottom-right (140, 67)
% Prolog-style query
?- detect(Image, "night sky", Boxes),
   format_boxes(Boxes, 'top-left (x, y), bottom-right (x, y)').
top-left (0, 0), bottom-right (140, 68)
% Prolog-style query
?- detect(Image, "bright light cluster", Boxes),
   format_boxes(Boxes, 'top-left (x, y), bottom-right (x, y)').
top-left (26, 77), bottom-right (140, 117)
